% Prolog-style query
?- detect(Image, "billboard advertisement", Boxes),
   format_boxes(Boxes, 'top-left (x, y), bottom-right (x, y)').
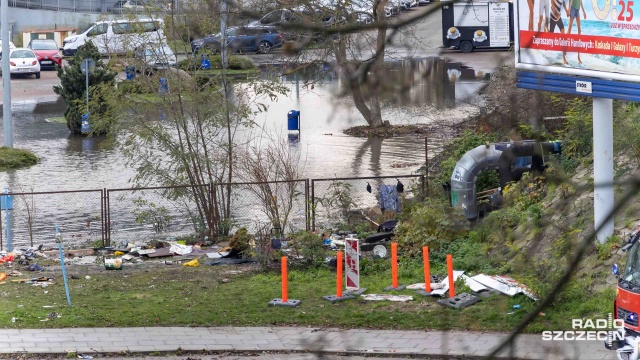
top-left (516, 0), bottom-right (640, 80)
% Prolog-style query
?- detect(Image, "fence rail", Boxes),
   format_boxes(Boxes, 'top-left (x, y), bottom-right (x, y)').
top-left (0, 174), bottom-right (424, 251)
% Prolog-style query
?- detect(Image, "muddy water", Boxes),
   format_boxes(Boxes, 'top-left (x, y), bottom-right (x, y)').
top-left (0, 58), bottom-right (487, 191)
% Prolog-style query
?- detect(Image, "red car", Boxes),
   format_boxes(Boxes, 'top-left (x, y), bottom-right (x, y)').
top-left (27, 39), bottom-right (62, 70)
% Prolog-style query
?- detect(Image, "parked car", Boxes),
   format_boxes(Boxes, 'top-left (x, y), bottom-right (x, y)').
top-left (134, 42), bottom-right (177, 74)
top-left (191, 27), bottom-right (284, 55)
top-left (27, 39), bottom-right (62, 69)
top-left (0, 48), bottom-right (41, 78)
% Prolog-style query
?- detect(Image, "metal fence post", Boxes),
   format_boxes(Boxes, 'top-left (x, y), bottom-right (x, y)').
top-left (311, 179), bottom-right (315, 232)
top-left (101, 188), bottom-right (105, 247)
top-left (304, 179), bottom-right (310, 231)
top-left (105, 189), bottom-right (111, 247)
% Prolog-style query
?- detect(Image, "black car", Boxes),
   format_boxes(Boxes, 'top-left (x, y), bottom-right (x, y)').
top-left (190, 27), bottom-right (284, 54)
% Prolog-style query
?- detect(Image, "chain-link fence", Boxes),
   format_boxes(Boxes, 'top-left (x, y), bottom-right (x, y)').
top-left (217, 180), bottom-right (309, 235)
top-left (106, 184), bottom-right (211, 247)
top-left (0, 175), bottom-right (425, 251)
top-left (311, 174), bottom-right (425, 231)
top-left (0, 189), bottom-right (103, 251)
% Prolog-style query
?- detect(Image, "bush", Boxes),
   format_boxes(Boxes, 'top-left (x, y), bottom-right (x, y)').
top-left (229, 228), bottom-right (252, 256)
top-left (394, 198), bottom-right (469, 257)
top-left (289, 231), bottom-right (328, 269)
top-left (53, 42), bottom-right (117, 134)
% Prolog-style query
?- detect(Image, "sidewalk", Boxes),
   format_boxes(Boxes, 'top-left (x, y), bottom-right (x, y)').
top-left (0, 326), bottom-right (613, 359)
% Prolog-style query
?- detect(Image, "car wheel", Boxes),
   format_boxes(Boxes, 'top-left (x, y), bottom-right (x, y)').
top-left (35, 72), bottom-right (40, 79)
top-left (459, 41), bottom-right (474, 53)
top-left (257, 41), bottom-right (272, 54)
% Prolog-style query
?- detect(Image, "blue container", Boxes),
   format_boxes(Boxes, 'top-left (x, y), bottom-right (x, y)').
top-left (158, 78), bottom-right (168, 95)
top-left (80, 112), bottom-right (91, 134)
top-left (287, 110), bottom-right (300, 131)
top-left (200, 54), bottom-right (211, 70)
top-left (125, 65), bottom-right (135, 80)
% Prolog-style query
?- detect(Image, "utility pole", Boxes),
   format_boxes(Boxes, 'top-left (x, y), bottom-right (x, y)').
top-left (220, 0), bottom-right (228, 69)
top-left (1, 0), bottom-right (13, 148)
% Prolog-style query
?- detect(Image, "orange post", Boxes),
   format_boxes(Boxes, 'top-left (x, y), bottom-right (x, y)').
top-left (391, 242), bottom-right (398, 289)
top-left (281, 256), bottom-right (288, 303)
top-left (336, 251), bottom-right (343, 298)
top-left (423, 246), bottom-right (431, 293)
top-left (447, 254), bottom-right (454, 298)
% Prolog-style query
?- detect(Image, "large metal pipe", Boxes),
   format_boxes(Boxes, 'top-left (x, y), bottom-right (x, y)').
top-left (450, 141), bottom-right (561, 220)
top-left (593, 98), bottom-right (614, 243)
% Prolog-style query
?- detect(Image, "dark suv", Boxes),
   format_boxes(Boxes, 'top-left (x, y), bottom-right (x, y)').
top-left (191, 27), bottom-right (284, 54)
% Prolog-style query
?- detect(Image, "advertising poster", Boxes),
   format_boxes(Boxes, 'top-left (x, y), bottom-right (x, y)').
top-left (517, 0), bottom-right (640, 77)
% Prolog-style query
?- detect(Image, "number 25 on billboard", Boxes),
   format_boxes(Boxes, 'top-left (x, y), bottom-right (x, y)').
top-left (593, 0), bottom-right (633, 21)
top-left (618, 0), bottom-right (633, 21)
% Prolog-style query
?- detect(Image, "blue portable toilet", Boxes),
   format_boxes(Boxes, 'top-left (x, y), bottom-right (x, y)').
top-left (80, 112), bottom-right (91, 134)
top-left (287, 110), bottom-right (300, 132)
top-left (158, 78), bottom-right (168, 95)
top-left (200, 54), bottom-right (211, 70)
top-left (125, 65), bottom-right (135, 80)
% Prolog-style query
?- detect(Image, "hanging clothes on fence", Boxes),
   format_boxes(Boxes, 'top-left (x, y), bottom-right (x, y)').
top-left (379, 185), bottom-right (400, 213)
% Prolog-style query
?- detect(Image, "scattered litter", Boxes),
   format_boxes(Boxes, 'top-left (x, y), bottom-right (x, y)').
top-left (7, 270), bottom-right (23, 276)
top-left (0, 273), bottom-right (6, 281)
top-left (513, 304), bottom-right (521, 309)
top-left (539, 312), bottom-right (545, 316)
top-left (104, 259), bottom-right (122, 270)
top-left (121, 254), bottom-right (134, 261)
top-left (137, 249), bottom-right (156, 255)
top-left (146, 248), bottom-right (172, 258)
top-left (406, 283), bottom-right (445, 290)
top-left (44, 290), bottom-right (48, 294)
top-left (361, 294), bottom-right (413, 302)
top-left (170, 243), bottom-right (193, 255)
top-left (42, 305), bottom-right (56, 308)
top-left (78, 355), bottom-right (94, 359)
top-left (0, 254), bottom-right (14, 263)
top-left (113, 251), bottom-right (125, 256)
top-left (45, 312), bottom-right (61, 320)
top-left (182, 259), bottom-right (199, 267)
top-left (17, 304), bottom-right (23, 308)
top-left (11, 317), bottom-right (18, 322)
top-left (206, 252), bottom-right (223, 259)
top-left (26, 263), bottom-right (44, 272)
top-left (85, 276), bottom-right (91, 280)
top-left (430, 271), bottom-right (465, 296)
top-left (507, 312), bottom-right (515, 315)
top-left (471, 274), bottom-right (538, 301)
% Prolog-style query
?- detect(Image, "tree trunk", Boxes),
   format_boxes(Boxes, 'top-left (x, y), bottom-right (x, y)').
top-left (332, 0), bottom-right (388, 128)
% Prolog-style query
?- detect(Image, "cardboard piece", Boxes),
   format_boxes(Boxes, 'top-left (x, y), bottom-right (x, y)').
top-left (137, 249), bottom-right (156, 255)
top-left (146, 248), bottom-right (173, 258)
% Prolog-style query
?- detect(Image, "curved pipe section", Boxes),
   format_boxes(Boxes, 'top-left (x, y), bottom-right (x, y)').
top-left (450, 141), bottom-right (561, 220)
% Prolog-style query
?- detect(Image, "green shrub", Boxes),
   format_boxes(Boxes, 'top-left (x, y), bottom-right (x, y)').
top-left (229, 228), bottom-right (252, 256)
top-left (394, 198), bottom-right (468, 257)
top-left (289, 231), bottom-right (329, 269)
top-left (177, 55), bottom-right (256, 72)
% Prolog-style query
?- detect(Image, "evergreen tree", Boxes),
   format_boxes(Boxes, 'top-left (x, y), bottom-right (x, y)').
top-left (53, 42), bottom-right (117, 134)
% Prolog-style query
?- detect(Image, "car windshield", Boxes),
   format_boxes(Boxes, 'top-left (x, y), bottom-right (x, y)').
top-left (11, 50), bottom-right (35, 58)
top-left (623, 242), bottom-right (640, 287)
top-left (31, 41), bottom-right (58, 50)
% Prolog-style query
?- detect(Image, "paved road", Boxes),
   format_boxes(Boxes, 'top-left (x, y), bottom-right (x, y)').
top-left (0, 326), bottom-right (614, 359)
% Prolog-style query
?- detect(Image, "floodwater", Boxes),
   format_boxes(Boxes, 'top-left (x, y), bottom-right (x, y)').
top-left (0, 57), bottom-right (488, 192)
top-left (0, 58), bottom-right (490, 248)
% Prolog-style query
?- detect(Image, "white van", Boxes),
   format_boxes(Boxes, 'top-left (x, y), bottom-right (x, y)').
top-left (62, 19), bottom-right (165, 56)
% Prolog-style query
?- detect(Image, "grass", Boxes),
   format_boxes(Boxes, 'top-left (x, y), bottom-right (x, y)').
top-left (0, 257), bottom-right (613, 331)
top-left (0, 147), bottom-right (38, 171)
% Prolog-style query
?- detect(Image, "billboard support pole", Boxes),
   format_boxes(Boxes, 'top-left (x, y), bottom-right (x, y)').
top-left (593, 97), bottom-right (614, 244)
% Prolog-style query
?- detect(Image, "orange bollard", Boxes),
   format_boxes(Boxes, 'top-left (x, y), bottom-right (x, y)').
top-left (423, 246), bottom-right (431, 293)
top-left (281, 256), bottom-right (288, 303)
top-left (336, 251), bottom-right (343, 298)
top-left (447, 254), bottom-right (454, 298)
top-left (391, 242), bottom-right (398, 288)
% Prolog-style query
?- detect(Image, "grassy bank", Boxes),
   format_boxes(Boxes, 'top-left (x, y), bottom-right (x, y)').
top-left (0, 258), bottom-right (612, 331)
top-left (0, 147), bottom-right (38, 171)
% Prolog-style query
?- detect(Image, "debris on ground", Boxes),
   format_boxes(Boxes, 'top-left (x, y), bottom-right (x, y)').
top-left (182, 259), bottom-right (199, 267)
top-left (429, 271), bottom-right (465, 296)
top-left (361, 294), bottom-right (413, 302)
top-left (470, 274), bottom-right (538, 301)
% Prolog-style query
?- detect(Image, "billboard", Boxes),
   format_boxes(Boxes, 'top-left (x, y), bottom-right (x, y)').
top-left (515, 0), bottom-right (640, 80)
